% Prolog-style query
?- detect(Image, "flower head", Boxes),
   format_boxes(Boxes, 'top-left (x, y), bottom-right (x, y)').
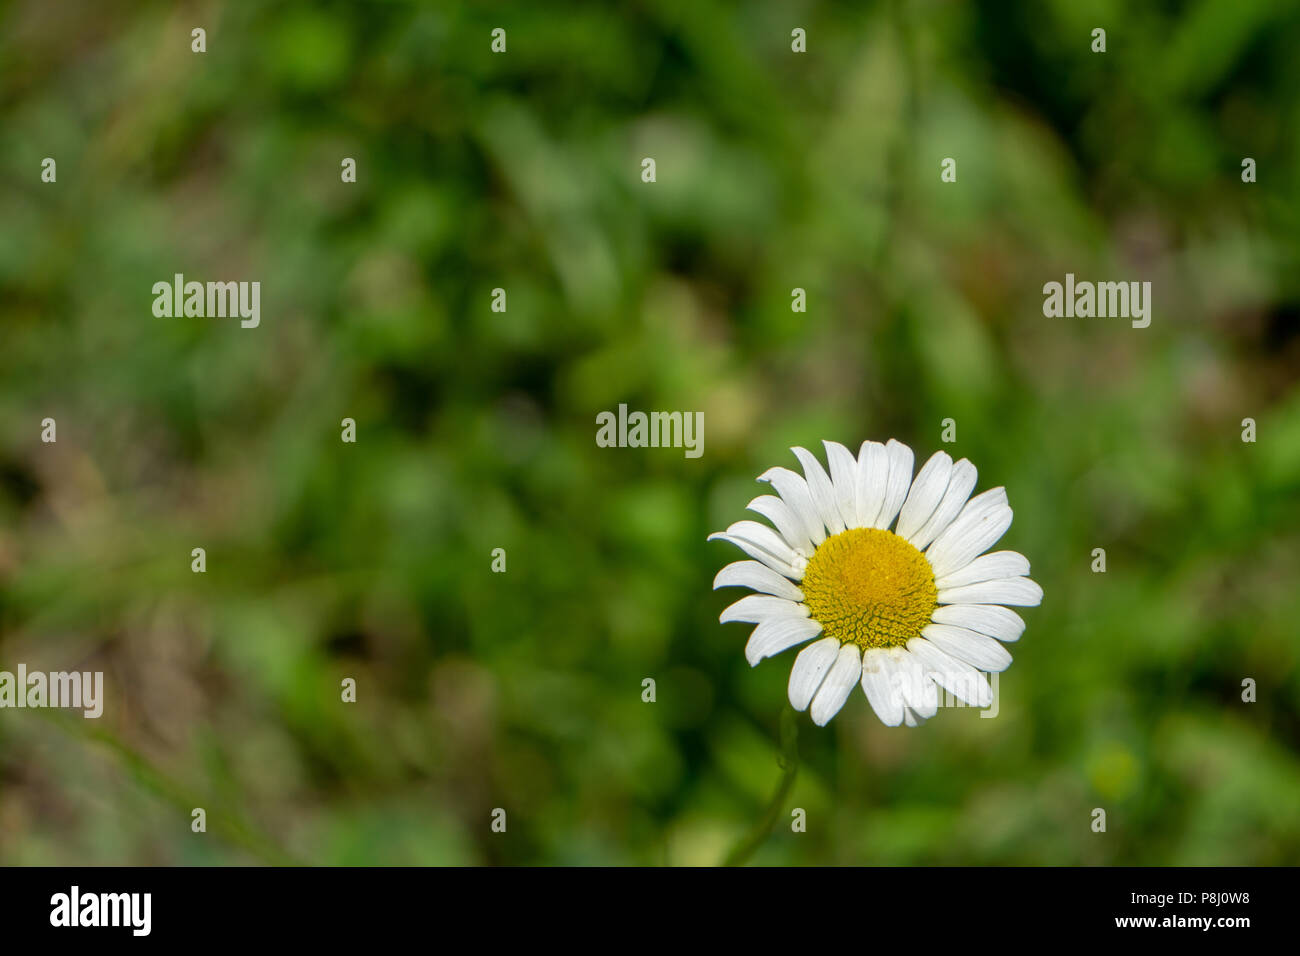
top-left (709, 440), bottom-right (1041, 727)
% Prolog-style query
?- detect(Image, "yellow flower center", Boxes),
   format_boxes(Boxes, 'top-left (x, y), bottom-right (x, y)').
top-left (800, 527), bottom-right (937, 649)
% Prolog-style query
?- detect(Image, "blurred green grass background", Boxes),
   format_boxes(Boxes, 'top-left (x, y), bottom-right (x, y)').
top-left (2, 0), bottom-right (1299, 865)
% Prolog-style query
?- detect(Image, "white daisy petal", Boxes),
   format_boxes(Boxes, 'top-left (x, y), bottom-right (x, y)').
top-left (810, 642), bottom-right (862, 726)
top-left (745, 616), bottom-right (824, 666)
top-left (925, 487), bottom-right (1011, 578)
top-left (908, 458), bottom-right (977, 550)
top-left (792, 446), bottom-right (845, 536)
top-left (708, 521), bottom-right (800, 578)
top-left (758, 467), bottom-right (825, 547)
top-left (787, 637), bottom-right (841, 711)
top-left (930, 506), bottom-right (1014, 580)
top-left (713, 561), bottom-right (805, 602)
top-left (906, 637), bottom-right (993, 708)
top-left (934, 550), bottom-right (1031, 590)
top-left (892, 646), bottom-right (939, 718)
top-left (854, 440), bottom-right (889, 528)
top-left (896, 451), bottom-right (953, 542)
top-left (902, 707), bottom-right (927, 727)
top-left (713, 520), bottom-right (796, 557)
top-left (938, 577), bottom-right (1043, 607)
top-left (921, 623), bottom-right (1013, 672)
top-left (746, 495), bottom-right (814, 556)
top-left (860, 647), bottom-right (905, 726)
top-left (874, 439), bottom-right (914, 530)
top-left (708, 533), bottom-right (796, 577)
top-left (720, 594), bottom-right (809, 624)
top-left (823, 440), bottom-right (861, 531)
top-left (930, 603), bottom-right (1025, 642)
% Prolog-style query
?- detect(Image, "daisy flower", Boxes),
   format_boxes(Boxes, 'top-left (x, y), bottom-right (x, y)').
top-left (709, 440), bottom-right (1041, 727)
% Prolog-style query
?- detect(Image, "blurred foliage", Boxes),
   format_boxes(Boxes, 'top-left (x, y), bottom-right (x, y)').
top-left (2, 0), bottom-right (1299, 865)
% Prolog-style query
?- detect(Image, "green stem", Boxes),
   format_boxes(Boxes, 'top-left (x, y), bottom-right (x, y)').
top-left (722, 706), bottom-right (799, 866)
top-left (33, 709), bottom-right (300, 865)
